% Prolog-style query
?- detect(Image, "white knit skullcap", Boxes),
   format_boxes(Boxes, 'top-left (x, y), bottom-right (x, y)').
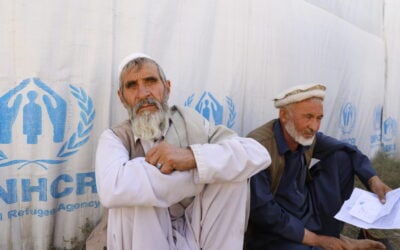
top-left (274, 84), bottom-right (326, 108)
top-left (118, 52), bottom-right (153, 77)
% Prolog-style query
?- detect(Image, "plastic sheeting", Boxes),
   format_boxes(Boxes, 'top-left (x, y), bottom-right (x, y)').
top-left (0, 0), bottom-right (399, 248)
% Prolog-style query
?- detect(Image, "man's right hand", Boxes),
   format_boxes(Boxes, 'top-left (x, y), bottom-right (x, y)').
top-left (340, 234), bottom-right (386, 250)
top-left (302, 229), bottom-right (386, 250)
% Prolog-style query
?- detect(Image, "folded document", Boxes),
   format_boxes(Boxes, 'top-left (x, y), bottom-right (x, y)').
top-left (334, 187), bottom-right (400, 229)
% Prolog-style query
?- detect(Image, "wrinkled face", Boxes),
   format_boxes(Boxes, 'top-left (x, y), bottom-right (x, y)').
top-left (280, 98), bottom-right (324, 147)
top-left (118, 61), bottom-right (170, 114)
top-left (118, 61), bottom-right (171, 140)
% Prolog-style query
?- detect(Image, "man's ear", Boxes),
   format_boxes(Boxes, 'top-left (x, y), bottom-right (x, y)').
top-left (117, 89), bottom-right (123, 103)
top-left (118, 89), bottom-right (128, 108)
top-left (279, 108), bottom-right (288, 124)
top-left (164, 80), bottom-right (171, 95)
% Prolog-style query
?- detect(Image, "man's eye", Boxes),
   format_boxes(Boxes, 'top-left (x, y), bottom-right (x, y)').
top-left (145, 78), bottom-right (158, 84)
top-left (126, 82), bottom-right (137, 88)
top-left (305, 115), bottom-right (313, 119)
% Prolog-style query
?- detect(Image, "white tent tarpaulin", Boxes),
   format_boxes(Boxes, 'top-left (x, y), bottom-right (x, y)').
top-left (0, 0), bottom-right (399, 248)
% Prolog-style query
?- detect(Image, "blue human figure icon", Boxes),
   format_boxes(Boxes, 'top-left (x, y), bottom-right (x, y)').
top-left (0, 79), bottom-right (29, 143)
top-left (23, 91), bottom-right (42, 144)
top-left (195, 92), bottom-right (207, 115)
top-left (373, 106), bottom-right (382, 131)
top-left (33, 78), bottom-right (66, 142)
top-left (383, 118), bottom-right (395, 140)
top-left (207, 92), bottom-right (223, 125)
top-left (202, 99), bottom-right (211, 120)
top-left (340, 103), bottom-right (355, 133)
top-left (343, 104), bottom-right (352, 126)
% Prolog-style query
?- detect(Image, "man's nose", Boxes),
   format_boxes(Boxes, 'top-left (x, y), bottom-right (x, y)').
top-left (309, 119), bottom-right (320, 132)
top-left (137, 84), bottom-right (150, 98)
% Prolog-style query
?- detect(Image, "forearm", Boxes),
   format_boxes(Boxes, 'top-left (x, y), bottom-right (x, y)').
top-left (191, 137), bottom-right (270, 183)
top-left (302, 229), bottom-right (346, 249)
top-left (302, 229), bottom-right (318, 246)
top-left (96, 130), bottom-right (202, 208)
top-left (97, 159), bottom-right (200, 207)
top-left (351, 150), bottom-right (376, 185)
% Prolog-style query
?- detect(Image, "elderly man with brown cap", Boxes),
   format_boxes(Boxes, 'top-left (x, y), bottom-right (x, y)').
top-left (245, 84), bottom-right (391, 250)
top-left (89, 53), bottom-right (271, 250)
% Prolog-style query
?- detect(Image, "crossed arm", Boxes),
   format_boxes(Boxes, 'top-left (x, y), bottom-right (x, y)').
top-left (96, 129), bottom-right (270, 208)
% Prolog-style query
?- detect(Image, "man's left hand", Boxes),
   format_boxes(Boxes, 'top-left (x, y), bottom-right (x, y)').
top-left (146, 142), bottom-right (197, 174)
top-left (368, 176), bottom-right (392, 204)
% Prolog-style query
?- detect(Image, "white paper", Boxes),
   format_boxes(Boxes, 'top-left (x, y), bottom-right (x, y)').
top-left (309, 158), bottom-right (320, 169)
top-left (334, 187), bottom-right (400, 229)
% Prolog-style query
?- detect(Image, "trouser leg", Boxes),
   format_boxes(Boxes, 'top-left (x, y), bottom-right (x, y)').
top-left (107, 206), bottom-right (173, 250)
top-left (187, 180), bottom-right (248, 250)
top-left (309, 150), bottom-right (355, 237)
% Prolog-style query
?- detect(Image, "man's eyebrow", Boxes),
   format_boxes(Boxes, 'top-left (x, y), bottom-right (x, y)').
top-left (125, 80), bottom-right (137, 87)
top-left (143, 76), bottom-right (158, 82)
top-left (124, 76), bottom-right (159, 87)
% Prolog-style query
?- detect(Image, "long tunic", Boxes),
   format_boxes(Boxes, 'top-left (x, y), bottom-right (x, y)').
top-left (96, 106), bottom-right (271, 249)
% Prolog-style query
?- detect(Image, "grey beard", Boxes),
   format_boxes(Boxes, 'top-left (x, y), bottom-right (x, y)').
top-left (128, 98), bottom-right (170, 141)
top-left (131, 109), bottom-right (169, 141)
top-left (284, 120), bottom-right (314, 146)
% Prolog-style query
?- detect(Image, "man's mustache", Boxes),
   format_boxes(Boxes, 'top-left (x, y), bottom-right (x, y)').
top-left (133, 98), bottom-right (162, 113)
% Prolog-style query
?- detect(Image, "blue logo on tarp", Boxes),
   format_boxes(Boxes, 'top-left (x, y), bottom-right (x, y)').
top-left (373, 105), bottom-right (382, 131)
top-left (0, 78), bottom-right (95, 169)
top-left (382, 117), bottom-right (397, 142)
top-left (382, 117), bottom-right (397, 154)
top-left (339, 102), bottom-right (356, 134)
top-left (370, 105), bottom-right (382, 146)
top-left (184, 92), bottom-right (236, 128)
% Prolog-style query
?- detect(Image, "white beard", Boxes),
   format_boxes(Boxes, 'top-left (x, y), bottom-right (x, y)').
top-left (284, 120), bottom-right (314, 146)
top-left (128, 98), bottom-right (169, 141)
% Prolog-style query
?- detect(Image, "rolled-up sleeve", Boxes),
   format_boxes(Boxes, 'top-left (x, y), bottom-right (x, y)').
top-left (191, 136), bottom-right (271, 183)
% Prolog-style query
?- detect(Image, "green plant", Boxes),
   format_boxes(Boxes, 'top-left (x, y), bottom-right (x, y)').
top-left (48, 218), bottom-right (95, 250)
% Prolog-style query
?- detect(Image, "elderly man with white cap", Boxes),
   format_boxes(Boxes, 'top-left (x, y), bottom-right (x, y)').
top-left (89, 53), bottom-right (271, 250)
top-left (245, 84), bottom-right (391, 250)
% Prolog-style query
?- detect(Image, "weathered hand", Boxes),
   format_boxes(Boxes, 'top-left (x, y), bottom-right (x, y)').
top-left (145, 141), bottom-right (197, 174)
top-left (316, 236), bottom-right (346, 250)
top-left (368, 176), bottom-right (392, 204)
top-left (341, 234), bottom-right (386, 250)
top-left (303, 230), bottom-right (347, 250)
top-left (303, 230), bottom-right (386, 250)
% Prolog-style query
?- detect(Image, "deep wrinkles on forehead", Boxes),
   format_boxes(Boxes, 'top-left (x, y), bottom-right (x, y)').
top-left (120, 62), bottom-right (143, 89)
top-left (119, 59), bottom-right (166, 90)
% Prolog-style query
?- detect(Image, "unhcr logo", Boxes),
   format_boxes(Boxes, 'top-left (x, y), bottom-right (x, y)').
top-left (382, 117), bottom-right (397, 154)
top-left (382, 117), bottom-right (397, 142)
top-left (370, 105), bottom-right (382, 147)
top-left (373, 105), bottom-right (382, 131)
top-left (339, 102), bottom-right (356, 134)
top-left (184, 91), bottom-right (236, 128)
top-left (0, 78), bottom-right (95, 169)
